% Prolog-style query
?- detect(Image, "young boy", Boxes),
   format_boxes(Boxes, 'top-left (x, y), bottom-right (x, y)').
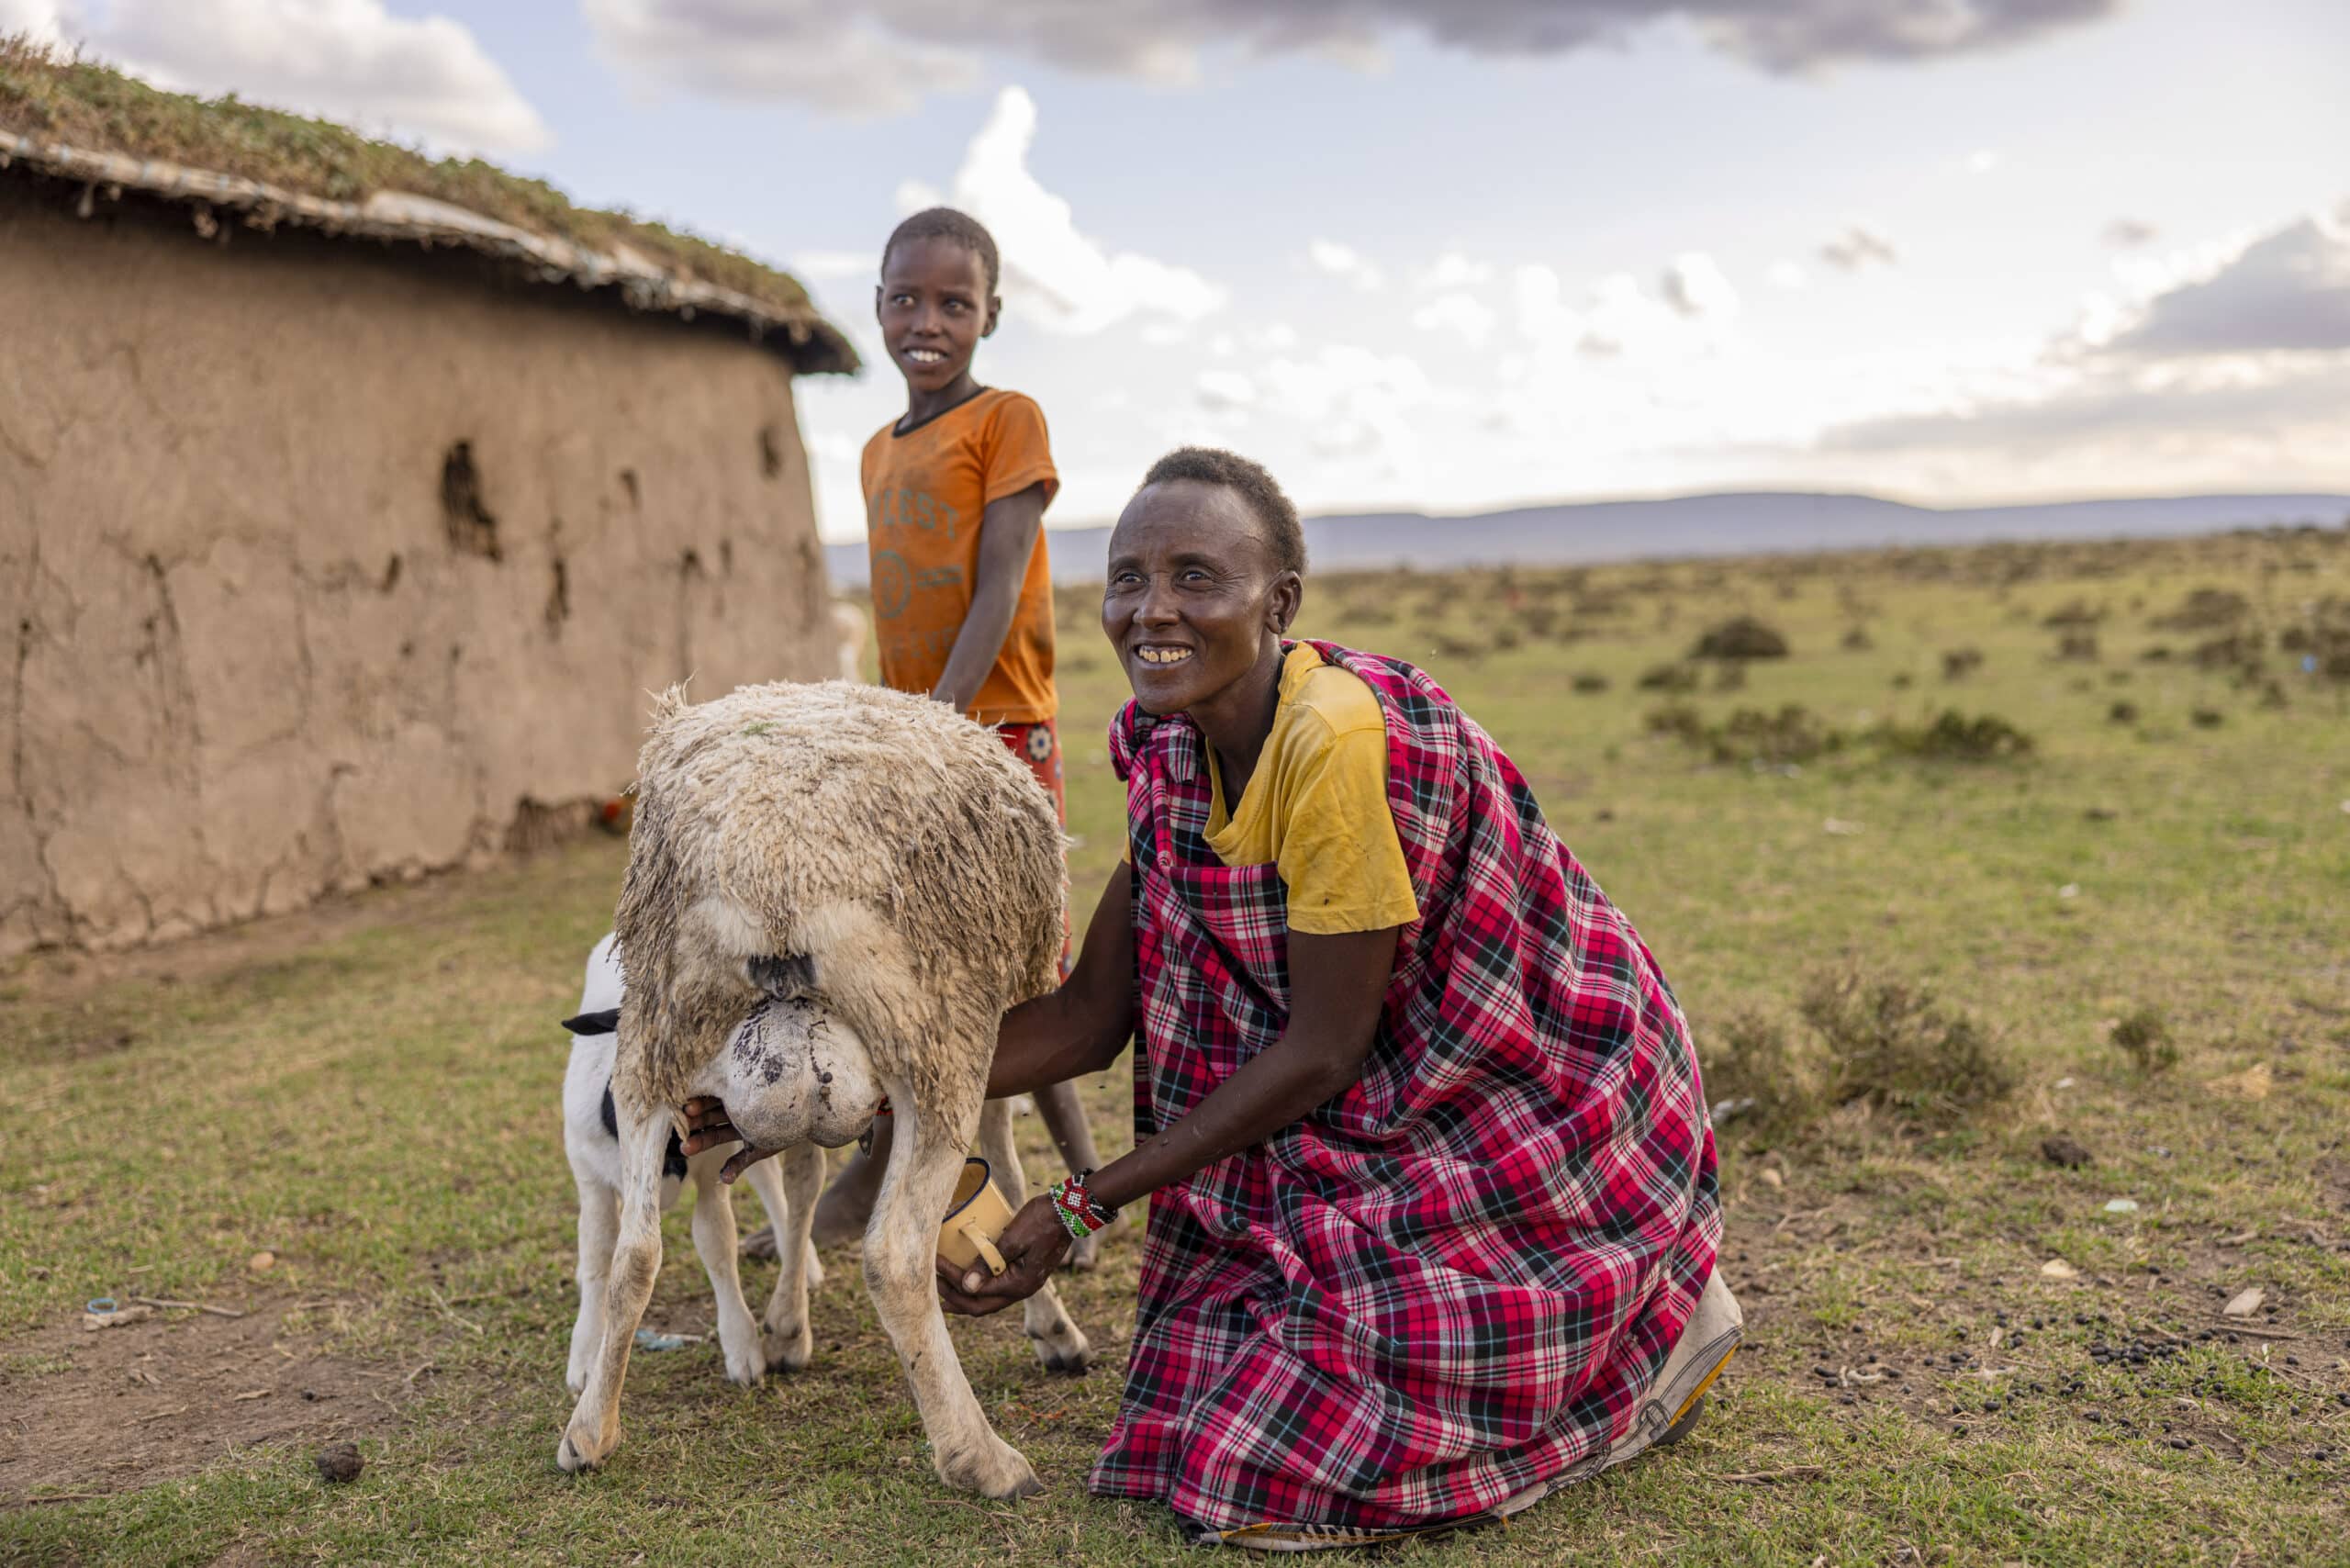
top-left (811, 207), bottom-right (1106, 1254)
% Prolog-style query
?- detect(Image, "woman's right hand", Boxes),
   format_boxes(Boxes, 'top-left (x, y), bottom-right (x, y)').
top-left (678, 1096), bottom-right (782, 1183)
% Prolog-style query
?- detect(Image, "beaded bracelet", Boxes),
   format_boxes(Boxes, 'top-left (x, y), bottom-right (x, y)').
top-left (1047, 1169), bottom-right (1118, 1240)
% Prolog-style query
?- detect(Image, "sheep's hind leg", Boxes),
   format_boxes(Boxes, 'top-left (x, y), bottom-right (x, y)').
top-left (978, 1099), bottom-right (1092, 1375)
top-left (867, 1081), bottom-right (1040, 1500)
top-left (747, 1142), bottom-right (824, 1373)
top-left (566, 1175), bottom-right (619, 1395)
top-left (557, 1106), bottom-right (669, 1472)
top-left (688, 1159), bottom-right (768, 1387)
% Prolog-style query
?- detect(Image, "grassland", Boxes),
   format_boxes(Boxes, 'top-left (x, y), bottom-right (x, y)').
top-left (3, 526), bottom-right (2346, 1565)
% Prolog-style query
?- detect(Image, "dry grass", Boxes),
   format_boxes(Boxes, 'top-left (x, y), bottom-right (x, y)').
top-left (0, 34), bottom-right (820, 319)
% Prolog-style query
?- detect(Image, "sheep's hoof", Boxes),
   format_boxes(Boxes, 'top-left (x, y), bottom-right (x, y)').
top-left (557, 1414), bottom-right (618, 1473)
top-left (722, 1345), bottom-right (768, 1388)
top-left (939, 1438), bottom-right (1042, 1500)
top-left (761, 1317), bottom-right (813, 1374)
top-left (1029, 1323), bottom-right (1093, 1375)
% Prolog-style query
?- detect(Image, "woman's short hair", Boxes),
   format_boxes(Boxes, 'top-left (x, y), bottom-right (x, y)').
top-left (1139, 447), bottom-right (1307, 577)
top-left (882, 207), bottom-right (1001, 294)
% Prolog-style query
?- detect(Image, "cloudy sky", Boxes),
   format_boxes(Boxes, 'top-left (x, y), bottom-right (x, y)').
top-left (14, 0), bottom-right (2348, 538)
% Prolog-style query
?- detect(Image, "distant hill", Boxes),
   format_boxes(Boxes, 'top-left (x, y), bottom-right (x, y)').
top-left (824, 490), bottom-right (2348, 588)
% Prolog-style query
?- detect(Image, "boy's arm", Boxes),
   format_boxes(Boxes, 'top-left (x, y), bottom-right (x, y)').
top-left (930, 481), bottom-right (1047, 714)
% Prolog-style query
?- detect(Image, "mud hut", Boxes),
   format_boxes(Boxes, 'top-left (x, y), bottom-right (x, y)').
top-left (0, 43), bottom-right (859, 956)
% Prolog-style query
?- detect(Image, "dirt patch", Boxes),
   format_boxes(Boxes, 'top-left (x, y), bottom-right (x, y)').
top-left (0, 1302), bottom-right (408, 1502)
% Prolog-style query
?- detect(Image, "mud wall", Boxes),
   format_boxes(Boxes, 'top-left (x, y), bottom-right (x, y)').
top-left (0, 177), bottom-right (839, 956)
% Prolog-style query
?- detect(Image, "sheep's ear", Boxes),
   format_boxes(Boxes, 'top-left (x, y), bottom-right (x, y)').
top-left (562, 1008), bottom-right (621, 1036)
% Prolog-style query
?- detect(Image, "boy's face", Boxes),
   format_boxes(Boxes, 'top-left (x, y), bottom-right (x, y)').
top-left (876, 238), bottom-right (998, 396)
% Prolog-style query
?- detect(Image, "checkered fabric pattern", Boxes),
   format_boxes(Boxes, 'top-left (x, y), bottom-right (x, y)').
top-left (1088, 641), bottom-right (1721, 1538)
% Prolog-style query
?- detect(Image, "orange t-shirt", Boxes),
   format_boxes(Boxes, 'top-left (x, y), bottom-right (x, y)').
top-left (861, 389), bottom-right (1060, 724)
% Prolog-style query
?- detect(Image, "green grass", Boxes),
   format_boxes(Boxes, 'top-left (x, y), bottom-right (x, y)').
top-left (4, 527), bottom-right (2347, 1564)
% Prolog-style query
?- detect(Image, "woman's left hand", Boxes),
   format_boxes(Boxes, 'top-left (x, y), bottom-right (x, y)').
top-left (936, 1196), bottom-right (1072, 1316)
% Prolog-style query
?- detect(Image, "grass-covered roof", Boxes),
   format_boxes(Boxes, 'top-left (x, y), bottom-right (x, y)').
top-left (0, 35), bottom-right (856, 373)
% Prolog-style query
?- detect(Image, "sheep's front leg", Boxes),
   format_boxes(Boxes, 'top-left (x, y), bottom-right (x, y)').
top-left (566, 1176), bottom-right (619, 1395)
top-left (978, 1099), bottom-right (1092, 1375)
top-left (688, 1162), bottom-right (767, 1387)
top-left (866, 1080), bottom-right (1040, 1500)
top-left (558, 1105), bottom-right (670, 1472)
top-left (744, 1141), bottom-right (824, 1373)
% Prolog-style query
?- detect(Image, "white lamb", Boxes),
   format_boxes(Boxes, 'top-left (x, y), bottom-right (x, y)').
top-left (560, 934), bottom-right (838, 1391)
top-left (555, 680), bottom-right (1091, 1499)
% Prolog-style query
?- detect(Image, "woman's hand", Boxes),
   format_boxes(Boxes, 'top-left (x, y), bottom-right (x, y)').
top-left (935, 1196), bottom-right (1071, 1316)
top-left (677, 1096), bottom-right (782, 1184)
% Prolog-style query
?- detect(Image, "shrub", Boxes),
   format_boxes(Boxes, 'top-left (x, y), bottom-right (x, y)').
top-left (1942, 646), bottom-right (1985, 680)
top-left (2042, 599), bottom-right (2103, 628)
top-left (2191, 707), bottom-right (2224, 728)
top-left (2108, 700), bottom-right (2139, 723)
top-left (1841, 625), bottom-right (1874, 651)
top-left (1798, 968), bottom-right (2018, 1120)
top-left (2152, 587), bottom-right (2251, 631)
top-left (1637, 662), bottom-right (1700, 693)
top-left (1874, 710), bottom-right (2035, 761)
top-left (2110, 1007), bottom-right (2178, 1075)
top-left (1691, 616), bottom-right (1790, 661)
top-left (2055, 632), bottom-right (2099, 662)
top-left (1570, 671), bottom-right (1610, 694)
top-left (1712, 662), bottom-right (1749, 692)
top-left (1702, 1009), bottom-right (1823, 1135)
top-left (1643, 702), bottom-right (1707, 744)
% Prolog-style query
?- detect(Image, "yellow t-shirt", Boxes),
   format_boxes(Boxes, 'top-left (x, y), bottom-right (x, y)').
top-left (1202, 644), bottom-right (1421, 935)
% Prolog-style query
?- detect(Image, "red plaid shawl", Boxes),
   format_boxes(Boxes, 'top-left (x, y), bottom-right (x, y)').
top-left (1090, 642), bottom-right (1720, 1535)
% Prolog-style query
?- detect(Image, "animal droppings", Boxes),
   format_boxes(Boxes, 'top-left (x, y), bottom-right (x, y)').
top-left (314, 1442), bottom-right (364, 1484)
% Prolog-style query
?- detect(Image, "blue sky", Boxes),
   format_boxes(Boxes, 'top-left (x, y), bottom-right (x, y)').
top-left (16, 0), bottom-right (2348, 538)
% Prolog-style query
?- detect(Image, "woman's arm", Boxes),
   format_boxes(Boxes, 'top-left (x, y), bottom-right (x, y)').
top-left (1088, 922), bottom-right (1394, 1212)
top-left (941, 920), bottom-right (1398, 1312)
top-left (985, 864), bottom-right (1136, 1098)
top-left (928, 481), bottom-right (1046, 714)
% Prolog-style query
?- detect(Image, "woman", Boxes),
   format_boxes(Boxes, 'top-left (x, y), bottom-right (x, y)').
top-left (702, 447), bottom-right (1736, 1548)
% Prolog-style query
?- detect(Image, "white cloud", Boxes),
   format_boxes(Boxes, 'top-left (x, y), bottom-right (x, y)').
top-left (1194, 369), bottom-right (1258, 410)
top-left (789, 250), bottom-right (878, 282)
top-left (1660, 252), bottom-right (1740, 319)
top-left (1412, 291), bottom-right (1498, 346)
top-left (2102, 210), bottom-right (2350, 357)
top-left (1812, 207), bottom-right (2350, 487)
top-left (585, 0), bottom-right (978, 117)
top-left (923, 86), bottom-right (1225, 336)
top-left (1416, 250), bottom-right (1494, 291)
top-left (1307, 239), bottom-right (1384, 292)
top-left (1818, 222), bottom-right (1899, 271)
top-left (0, 0), bottom-right (67, 44)
top-left (2102, 218), bottom-right (2159, 249)
top-left (584, 1), bottom-right (2121, 117)
top-left (1768, 260), bottom-right (1809, 289)
top-left (86, 0), bottom-right (551, 155)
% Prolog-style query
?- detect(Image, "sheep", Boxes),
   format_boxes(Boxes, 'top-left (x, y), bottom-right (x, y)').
top-left (560, 933), bottom-right (835, 1392)
top-left (556, 679), bottom-right (1091, 1499)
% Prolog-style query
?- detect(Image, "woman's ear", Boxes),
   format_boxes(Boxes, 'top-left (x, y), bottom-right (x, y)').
top-left (1269, 570), bottom-right (1304, 634)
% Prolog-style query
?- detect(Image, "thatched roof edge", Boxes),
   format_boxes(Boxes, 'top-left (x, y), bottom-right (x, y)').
top-left (0, 129), bottom-right (859, 375)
